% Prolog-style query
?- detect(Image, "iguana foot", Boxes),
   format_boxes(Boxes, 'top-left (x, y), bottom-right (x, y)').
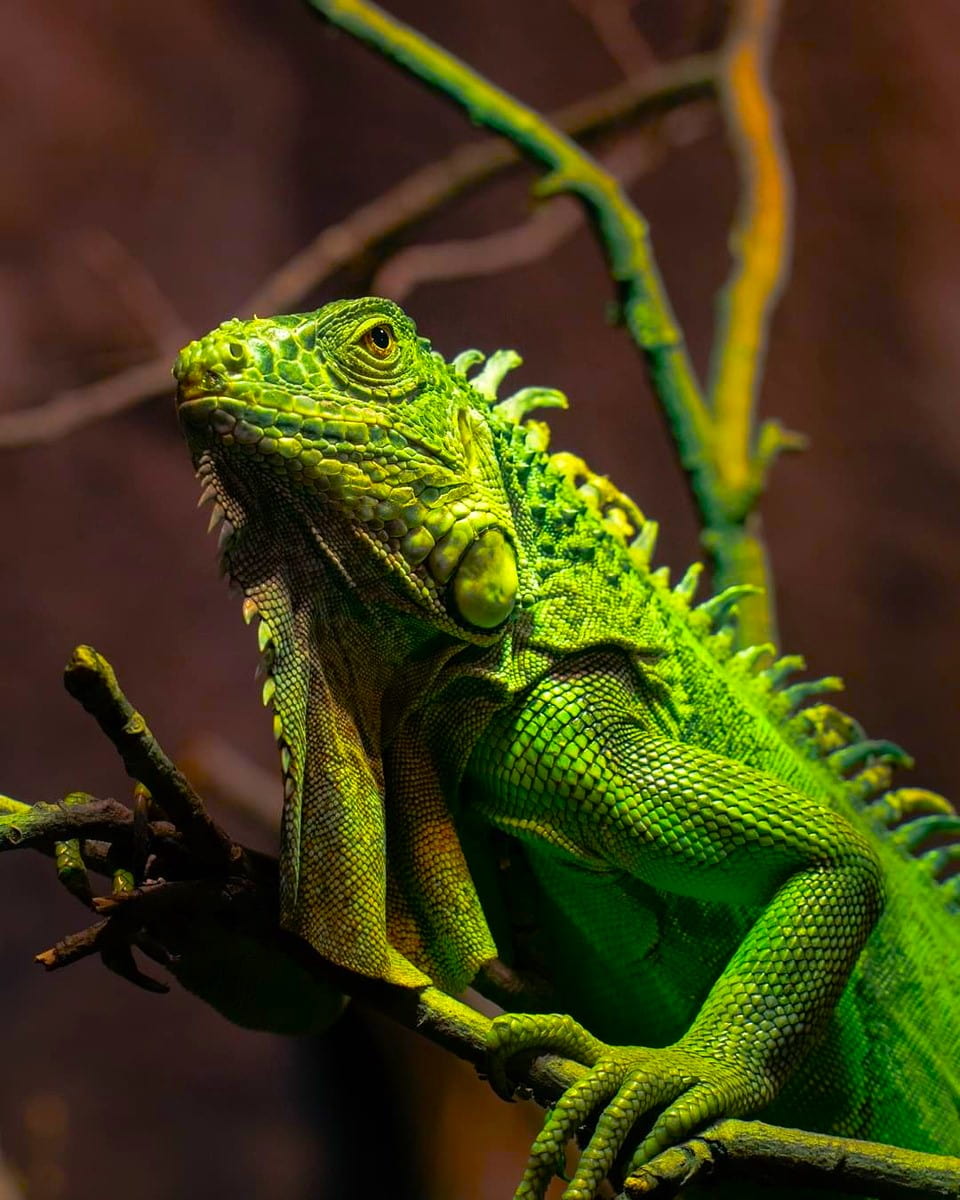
top-left (486, 1012), bottom-right (772, 1200)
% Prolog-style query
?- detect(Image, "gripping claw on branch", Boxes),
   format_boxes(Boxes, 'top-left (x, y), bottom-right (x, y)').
top-left (486, 1012), bottom-right (605, 1102)
top-left (485, 1013), bottom-right (773, 1200)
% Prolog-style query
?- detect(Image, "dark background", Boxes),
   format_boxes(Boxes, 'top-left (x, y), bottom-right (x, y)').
top-left (1, 2), bottom-right (958, 1197)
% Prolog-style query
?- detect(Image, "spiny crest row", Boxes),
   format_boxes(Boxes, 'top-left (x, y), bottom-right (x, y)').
top-left (453, 348), bottom-right (960, 910)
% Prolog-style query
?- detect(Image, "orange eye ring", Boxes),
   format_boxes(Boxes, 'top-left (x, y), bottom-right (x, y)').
top-left (362, 323), bottom-right (395, 358)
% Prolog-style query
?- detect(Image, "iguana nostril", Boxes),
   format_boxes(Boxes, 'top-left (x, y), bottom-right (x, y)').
top-left (175, 361), bottom-right (227, 403)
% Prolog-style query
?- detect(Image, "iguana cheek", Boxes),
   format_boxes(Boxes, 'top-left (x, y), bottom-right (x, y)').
top-left (450, 528), bottom-right (518, 629)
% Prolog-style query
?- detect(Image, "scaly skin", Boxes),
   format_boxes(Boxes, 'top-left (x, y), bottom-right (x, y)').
top-left (174, 296), bottom-right (960, 1199)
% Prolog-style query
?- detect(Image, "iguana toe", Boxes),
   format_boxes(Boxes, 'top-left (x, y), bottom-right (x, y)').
top-left (485, 1011), bottom-right (606, 1101)
top-left (494, 1031), bottom-right (769, 1200)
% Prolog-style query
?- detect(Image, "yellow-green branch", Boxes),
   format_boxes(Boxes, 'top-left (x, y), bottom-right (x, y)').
top-left (702, 0), bottom-right (796, 644)
top-left (710, 0), bottom-right (792, 498)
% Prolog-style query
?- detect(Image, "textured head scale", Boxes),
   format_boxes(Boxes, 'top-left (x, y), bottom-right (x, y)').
top-left (174, 297), bottom-right (521, 635)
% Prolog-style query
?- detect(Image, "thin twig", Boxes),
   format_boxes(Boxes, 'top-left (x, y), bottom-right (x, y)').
top-left (373, 134), bottom-right (665, 301)
top-left (374, 109), bottom-right (715, 303)
top-left (241, 54), bottom-right (714, 316)
top-left (34, 923), bottom-right (109, 971)
top-left (697, 0), bottom-right (796, 646)
top-left (73, 229), bottom-right (190, 349)
top-left (0, 57), bottom-right (715, 450)
top-left (0, 358), bottom-right (174, 448)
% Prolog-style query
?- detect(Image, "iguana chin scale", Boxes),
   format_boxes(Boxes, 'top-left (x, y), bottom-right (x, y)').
top-left (174, 295), bottom-right (960, 1199)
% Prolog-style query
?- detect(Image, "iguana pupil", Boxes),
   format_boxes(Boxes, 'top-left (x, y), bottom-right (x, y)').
top-left (365, 323), bottom-right (394, 355)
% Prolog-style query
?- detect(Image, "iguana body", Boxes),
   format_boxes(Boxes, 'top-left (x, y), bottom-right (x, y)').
top-left (174, 296), bottom-right (960, 1197)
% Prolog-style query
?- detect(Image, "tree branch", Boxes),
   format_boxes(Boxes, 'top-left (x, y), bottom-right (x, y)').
top-left (304, 0), bottom-right (796, 645)
top-left (0, 56), bottom-right (714, 450)
top-left (709, 0), bottom-right (792, 491)
top-left (0, 358), bottom-right (174, 449)
top-left (623, 1118), bottom-right (960, 1199)
top-left (62, 645), bottom-right (242, 870)
top-left (569, 0), bottom-right (655, 78)
top-left (0, 794), bottom-right (143, 854)
top-left (700, 0), bottom-right (798, 645)
top-left (373, 132), bottom-right (673, 302)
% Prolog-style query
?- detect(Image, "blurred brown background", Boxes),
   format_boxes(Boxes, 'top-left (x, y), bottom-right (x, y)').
top-left (1, 1), bottom-right (959, 1197)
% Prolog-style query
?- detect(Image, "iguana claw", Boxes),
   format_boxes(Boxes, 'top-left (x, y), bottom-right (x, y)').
top-left (486, 1011), bottom-right (605, 1101)
top-left (486, 1012), bottom-right (768, 1200)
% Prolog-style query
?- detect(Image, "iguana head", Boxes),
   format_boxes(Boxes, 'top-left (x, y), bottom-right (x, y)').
top-left (174, 296), bottom-right (522, 637)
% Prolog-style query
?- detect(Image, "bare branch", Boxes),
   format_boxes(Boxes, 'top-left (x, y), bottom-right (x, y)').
top-left (73, 229), bottom-right (190, 349)
top-left (696, 0), bottom-right (794, 646)
top-left (63, 645), bottom-right (242, 869)
top-left (0, 358), bottom-right (174, 449)
top-left (374, 106), bottom-right (715, 303)
top-left (374, 134), bottom-right (663, 301)
top-left (34, 922), bottom-right (109, 971)
top-left (0, 56), bottom-right (714, 450)
top-left (0, 796), bottom-right (139, 853)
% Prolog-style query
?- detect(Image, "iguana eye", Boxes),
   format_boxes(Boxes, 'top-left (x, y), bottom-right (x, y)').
top-left (362, 323), bottom-right (395, 358)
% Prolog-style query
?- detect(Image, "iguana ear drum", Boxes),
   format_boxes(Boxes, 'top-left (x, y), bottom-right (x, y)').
top-left (451, 528), bottom-right (518, 629)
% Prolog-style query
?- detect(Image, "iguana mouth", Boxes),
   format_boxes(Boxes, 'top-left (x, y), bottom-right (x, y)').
top-left (176, 386), bottom-right (462, 474)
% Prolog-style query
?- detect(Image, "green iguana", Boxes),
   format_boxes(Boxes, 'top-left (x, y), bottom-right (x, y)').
top-left (169, 294), bottom-right (959, 1198)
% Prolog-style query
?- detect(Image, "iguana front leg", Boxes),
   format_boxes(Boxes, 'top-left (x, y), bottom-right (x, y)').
top-left (468, 663), bottom-right (884, 1199)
